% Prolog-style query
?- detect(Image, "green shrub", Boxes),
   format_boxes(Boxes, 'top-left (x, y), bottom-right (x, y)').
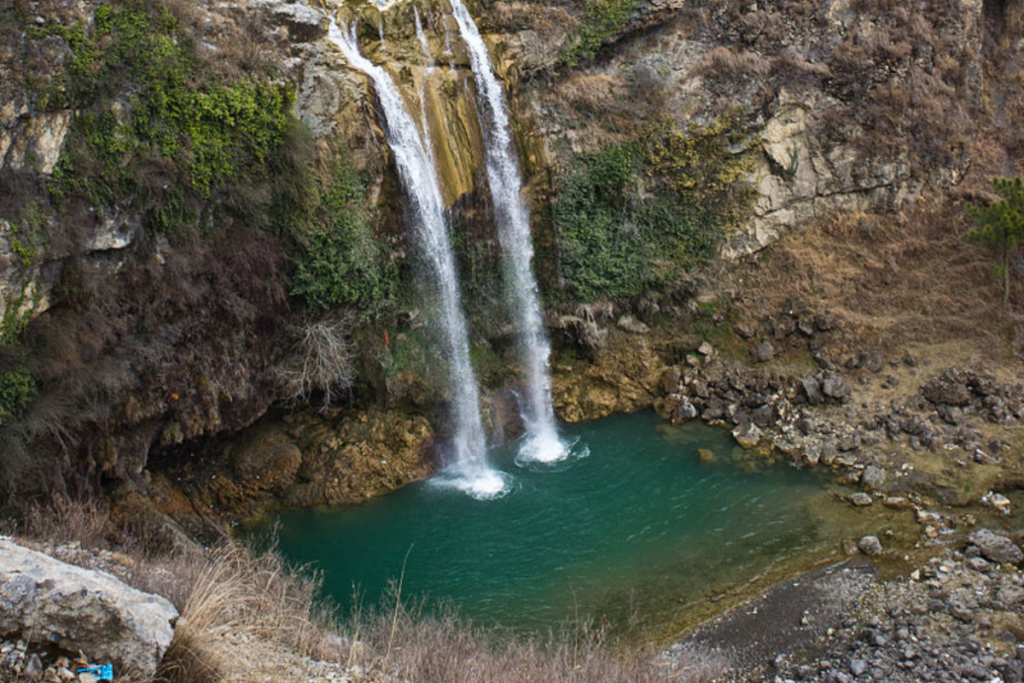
top-left (561, 0), bottom-right (641, 67)
top-left (965, 177), bottom-right (1024, 304)
top-left (290, 163), bottom-right (399, 311)
top-left (553, 120), bottom-right (748, 302)
top-left (0, 370), bottom-right (36, 426)
top-left (0, 298), bottom-right (32, 347)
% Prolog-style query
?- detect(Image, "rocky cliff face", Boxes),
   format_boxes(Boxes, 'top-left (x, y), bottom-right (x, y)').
top-left (0, 0), bottom-right (1014, 508)
top-left (499, 0), bottom-right (986, 257)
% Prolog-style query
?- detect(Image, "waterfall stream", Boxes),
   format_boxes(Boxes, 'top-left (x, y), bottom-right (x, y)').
top-left (451, 0), bottom-right (566, 463)
top-left (328, 19), bottom-right (508, 499)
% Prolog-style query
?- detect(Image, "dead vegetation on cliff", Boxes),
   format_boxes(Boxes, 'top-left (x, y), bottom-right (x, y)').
top-left (728, 199), bottom-right (1016, 361)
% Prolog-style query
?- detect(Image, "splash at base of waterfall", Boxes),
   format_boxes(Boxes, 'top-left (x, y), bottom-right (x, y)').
top-left (430, 463), bottom-right (513, 501)
top-left (515, 422), bottom-right (569, 464)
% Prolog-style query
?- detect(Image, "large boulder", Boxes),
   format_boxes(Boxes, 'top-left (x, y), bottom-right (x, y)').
top-left (967, 529), bottom-right (1023, 565)
top-left (0, 538), bottom-right (178, 678)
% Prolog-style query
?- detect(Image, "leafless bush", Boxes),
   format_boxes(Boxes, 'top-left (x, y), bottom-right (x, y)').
top-left (21, 494), bottom-right (111, 549)
top-left (280, 313), bottom-right (357, 413)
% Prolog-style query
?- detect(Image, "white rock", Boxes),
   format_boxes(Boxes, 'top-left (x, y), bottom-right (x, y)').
top-left (0, 538), bottom-right (178, 678)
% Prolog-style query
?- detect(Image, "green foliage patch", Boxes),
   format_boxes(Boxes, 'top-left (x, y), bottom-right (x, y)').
top-left (966, 177), bottom-right (1024, 304)
top-left (290, 162), bottom-right (400, 312)
top-left (38, 0), bottom-right (297, 233)
top-left (0, 370), bottom-right (36, 427)
top-left (561, 0), bottom-right (642, 67)
top-left (554, 118), bottom-right (755, 302)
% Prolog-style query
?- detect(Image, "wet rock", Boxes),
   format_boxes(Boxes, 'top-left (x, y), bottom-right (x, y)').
top-left (675, 399), bottom-right (698, 422)
top-left (849, 492), bottom-right (873, 507)
top-left (733, 422), bottom-right (763, 448)
top-left (967, 529), bottom-right (1023, 565)
top-left (660, 366), bottom-right (681, 394)
top-left (228, 427), bottom-right (302, 494)
top-left (858, 535), bottom-right (883, 556)
top-left (698, 448), bottom-right (717, 464)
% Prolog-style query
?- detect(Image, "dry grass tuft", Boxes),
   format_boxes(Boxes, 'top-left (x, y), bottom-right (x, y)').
top-left (155, 544), bottom-right (335, 683)
top-left (338, 592), bottom-right (728, 683)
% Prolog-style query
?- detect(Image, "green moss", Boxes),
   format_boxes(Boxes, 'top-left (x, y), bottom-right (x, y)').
top-left (644, 113), bottom-right (757, 229)
top-left (41, 0), bottom-right (297, 233)
top-left (470, 343), bottom-right (513, 389)
top-left (561, 0), bottom-right (641, 67)
top-left (0, 370), bottom-right (35, 426)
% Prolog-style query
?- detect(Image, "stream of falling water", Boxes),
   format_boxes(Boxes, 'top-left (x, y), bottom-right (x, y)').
top-left (451, 0), bottom-right (566, 463)
top-left (328, 19), bottom-right (508, 499)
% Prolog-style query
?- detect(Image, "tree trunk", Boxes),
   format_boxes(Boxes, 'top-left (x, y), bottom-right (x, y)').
top-left (1004, 245), bottom-right (1011, 306)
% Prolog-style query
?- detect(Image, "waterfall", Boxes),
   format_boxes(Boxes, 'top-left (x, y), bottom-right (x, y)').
top-left (413, 8), bottom-right (436, 162)
top-left (327, 19), bottom-right (507, 499)
top-left (451, 0), bottom-right (566, 463)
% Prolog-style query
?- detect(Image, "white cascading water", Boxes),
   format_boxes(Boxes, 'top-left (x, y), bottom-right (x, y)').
top-left (451, 0), bottom-right (566, 463)
top-left (327, 19), bottom-right (507, 498)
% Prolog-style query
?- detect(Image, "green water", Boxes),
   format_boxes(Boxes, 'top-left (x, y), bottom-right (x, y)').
top-left (255, 411), bottom-right (841, 634)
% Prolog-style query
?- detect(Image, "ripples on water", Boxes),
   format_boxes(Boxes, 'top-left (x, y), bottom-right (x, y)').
top-left (252, 411), bottom-right (837, 634)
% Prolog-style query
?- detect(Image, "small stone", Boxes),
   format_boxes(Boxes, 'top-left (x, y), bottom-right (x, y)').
top-left (858, 535), bottom-right (883, 556)
top-left (732, 422), bottom-right (762, 448)
top-left (883, 496), bottom-right (912, 509)
top-left (861, 465), bottom-right (886, 490)
top-left (753, 341), bottom-right (775, 363)
top-left (697, 341), bottom-right (714, 356)
top-left (697, 448), bottom-right (716, 464)
top-left (849, 492), bottom-right (873, 507)
top-left (617, 315), bottom-right (650, 335)
top-left (24, 654), bottom-right (43, 681)
top-left (850, 659), bottom-right (868, 676)
top-left (967, 557), bottom-right (992, 573)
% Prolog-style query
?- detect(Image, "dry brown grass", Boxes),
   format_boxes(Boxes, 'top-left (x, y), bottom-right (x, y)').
top-left (21, 494), bottom-right (112, 549)
top-left (341, 594), bottom-right (728, 683)
top-left (730, 199), bottom-right (1016, 361)
top-left (9, 497), bottom-right (729, 683)
top-left (155, 544), bottom-right (336, 683)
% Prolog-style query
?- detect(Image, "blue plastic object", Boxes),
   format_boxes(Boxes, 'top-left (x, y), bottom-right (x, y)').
top-left (76, 664), bottom-right (114, 681)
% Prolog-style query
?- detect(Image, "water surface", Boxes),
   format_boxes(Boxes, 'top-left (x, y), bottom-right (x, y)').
top-left (255, 412), bottom-right (843, 634)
